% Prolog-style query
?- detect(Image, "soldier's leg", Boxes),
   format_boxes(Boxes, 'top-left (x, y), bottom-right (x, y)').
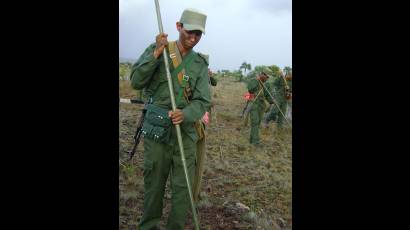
top-left (258, 108), bottom-right (264, 126)
top-left (277, 100), bottom-right (288, 129)
top-left (282, 102), bottom-right (288, 125)
top-left (138, 138), bottom-right (172, 230)
top-left (286, 101), bottom-right (292, 121)
top-left (250, 106), bottom-right (261, 144)
top-left (263, 107), bottom-right (276, 125)
top-left (166, 133), bottom-right (197, 229)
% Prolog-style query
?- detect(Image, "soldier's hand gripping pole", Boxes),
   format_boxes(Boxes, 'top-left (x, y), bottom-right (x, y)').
top-left (153, 1), bottom-right (200, 229)
top-left (258, 79), bottom-right (292, 127)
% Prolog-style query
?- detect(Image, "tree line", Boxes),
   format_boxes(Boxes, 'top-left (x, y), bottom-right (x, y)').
top-left (119, 61), bottom-right (292, 83)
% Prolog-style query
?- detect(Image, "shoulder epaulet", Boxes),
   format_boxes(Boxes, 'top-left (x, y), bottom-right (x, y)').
top-left (197, 52), bottom-right (209, 65)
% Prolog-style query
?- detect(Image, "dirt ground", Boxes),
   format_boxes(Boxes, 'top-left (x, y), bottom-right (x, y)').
top-left (119, 77), bottom-right (292, 229)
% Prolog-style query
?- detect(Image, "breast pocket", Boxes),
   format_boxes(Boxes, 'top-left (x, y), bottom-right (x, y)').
top-left (150, 69), bottom-right (170, 100)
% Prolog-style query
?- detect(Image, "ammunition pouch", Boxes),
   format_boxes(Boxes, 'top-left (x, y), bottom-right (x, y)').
top-left (142, 104), bottom-right (172, 143)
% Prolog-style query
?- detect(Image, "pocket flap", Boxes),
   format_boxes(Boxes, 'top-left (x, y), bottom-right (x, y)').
top-left (145, 104), bottom-right (171, 128)
top-left (141, 122), bottom-right (154, 136)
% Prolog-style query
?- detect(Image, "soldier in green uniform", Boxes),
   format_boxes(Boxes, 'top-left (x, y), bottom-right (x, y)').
top-left (208, 68), bottom-right (217, 86)
top-left (130, 8), bottom-right (210, 229)
top-left (263, 70), bottom-right (290, 129)
top-left (284, 72), bottom-right (292, 120)
top-left (247, 67), bottom-right (274, 146)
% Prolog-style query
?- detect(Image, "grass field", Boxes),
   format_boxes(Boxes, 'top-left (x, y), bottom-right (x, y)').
top-left (119, 77), bottom-right (292, 229)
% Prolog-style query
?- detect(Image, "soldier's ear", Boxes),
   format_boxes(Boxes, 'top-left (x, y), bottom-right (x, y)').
top-left (176, 22), bottom-right (182, 32)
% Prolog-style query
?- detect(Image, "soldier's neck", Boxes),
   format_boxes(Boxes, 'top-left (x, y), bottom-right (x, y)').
top-left (176, 40), bottom-right (192, 57)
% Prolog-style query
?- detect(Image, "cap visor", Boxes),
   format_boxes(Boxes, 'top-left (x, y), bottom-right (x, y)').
top-left (183, 24), bottom-right (205, 34)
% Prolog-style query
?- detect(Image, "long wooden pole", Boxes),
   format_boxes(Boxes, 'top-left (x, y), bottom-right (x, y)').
top-left (153, 1), bottom-right (200, 229)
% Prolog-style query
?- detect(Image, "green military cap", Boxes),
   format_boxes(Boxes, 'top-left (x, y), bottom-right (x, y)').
top-left (180, 8), bottom-right (207, 34)
top-left (261, 67), bottom-right (273, 78)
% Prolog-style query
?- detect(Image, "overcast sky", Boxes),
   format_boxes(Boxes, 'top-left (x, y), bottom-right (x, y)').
top-left (119, 0), bottom-right (292, 71)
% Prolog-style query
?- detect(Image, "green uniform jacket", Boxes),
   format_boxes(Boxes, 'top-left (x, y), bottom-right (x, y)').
top-left (130, 43), bottom-right (211, 143)
top-left (247, 78), bottom-right (274, 107)
top-left (272, 76), bottom-right (287, 102)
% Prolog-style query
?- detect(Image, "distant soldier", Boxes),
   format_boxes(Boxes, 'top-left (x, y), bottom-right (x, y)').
top-left (263, 70), bottom-right (291, 129)
top-left (209, 68), bottom-right (217, 86)
top-left (246, 67), bottom-right (274, 146)
top-left (285, 72), bottom-right (292, 120)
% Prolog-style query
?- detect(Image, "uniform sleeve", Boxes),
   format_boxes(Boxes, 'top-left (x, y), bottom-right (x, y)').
top-left (182, 62), bottom-right (211, 124)
top-left (130, 43), bottom-right (161, 90)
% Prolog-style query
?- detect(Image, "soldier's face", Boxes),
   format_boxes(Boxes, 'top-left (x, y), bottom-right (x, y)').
top-left (177, 22), bottom-right (202, 49)
top-left (259, 74), bottom-right (268, 82)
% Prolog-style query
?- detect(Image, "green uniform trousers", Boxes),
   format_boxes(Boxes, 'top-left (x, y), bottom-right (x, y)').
top-left (250, 103), bottom-right (265, 144)
top-left (138, 130), bottom-right (197, 230)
